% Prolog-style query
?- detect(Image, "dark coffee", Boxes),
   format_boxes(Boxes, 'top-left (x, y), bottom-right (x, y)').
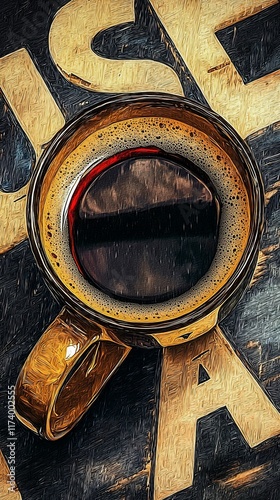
top-left (68, 147), bottom-right (220, 303)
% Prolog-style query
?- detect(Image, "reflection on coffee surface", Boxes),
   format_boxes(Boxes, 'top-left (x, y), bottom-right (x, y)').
top-left (69, 148), bottom-right (220, 303)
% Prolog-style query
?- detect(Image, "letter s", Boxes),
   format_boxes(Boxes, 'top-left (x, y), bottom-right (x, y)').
top-left (49, 0), bottom-right (183, 95)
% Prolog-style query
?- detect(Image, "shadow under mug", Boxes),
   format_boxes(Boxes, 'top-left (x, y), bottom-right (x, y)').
top-left (15, 93), bottom-right (264, 440)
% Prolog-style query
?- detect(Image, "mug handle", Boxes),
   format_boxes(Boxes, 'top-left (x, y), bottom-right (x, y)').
top-left (15, 307), bottom-right (131, 440)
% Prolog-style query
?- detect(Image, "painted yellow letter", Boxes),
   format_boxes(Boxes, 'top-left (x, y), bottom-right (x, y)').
top-left (49, 0), bottom-right (183, 95)
top-left (154, 326), bottom-right (280, 499)
top-left (150, 0), bottom-right (280, 137)
top-left (0, 49), bottom-right (64, 253)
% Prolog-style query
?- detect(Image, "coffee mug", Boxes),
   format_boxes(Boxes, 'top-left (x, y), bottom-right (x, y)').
top-left (15, 93), bottom-right (264, 440)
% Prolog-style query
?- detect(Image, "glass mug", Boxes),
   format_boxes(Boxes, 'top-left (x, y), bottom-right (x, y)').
top-left (15, 94), bottom-right (264, 440)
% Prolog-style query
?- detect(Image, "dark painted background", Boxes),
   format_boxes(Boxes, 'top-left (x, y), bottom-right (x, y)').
top-left (0, 1), bottom-right (279, 498)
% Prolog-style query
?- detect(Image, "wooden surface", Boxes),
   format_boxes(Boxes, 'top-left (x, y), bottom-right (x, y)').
top-left (0, 1), bottom-right (279, 499)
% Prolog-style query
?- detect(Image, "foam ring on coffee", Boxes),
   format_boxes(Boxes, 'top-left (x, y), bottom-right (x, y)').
top-left (39, 116), bottom-right (250, 324)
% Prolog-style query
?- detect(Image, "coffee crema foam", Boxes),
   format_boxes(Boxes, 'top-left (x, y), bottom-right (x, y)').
top-left (40, 116), bottom-right (250, 324)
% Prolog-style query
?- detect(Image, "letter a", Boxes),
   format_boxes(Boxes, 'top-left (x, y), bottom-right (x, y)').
top-left (154, 326), bottom-right (280, 500)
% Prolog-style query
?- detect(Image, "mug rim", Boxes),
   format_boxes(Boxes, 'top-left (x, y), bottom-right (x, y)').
top-left (27, 92), bottom-right (264, 335)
